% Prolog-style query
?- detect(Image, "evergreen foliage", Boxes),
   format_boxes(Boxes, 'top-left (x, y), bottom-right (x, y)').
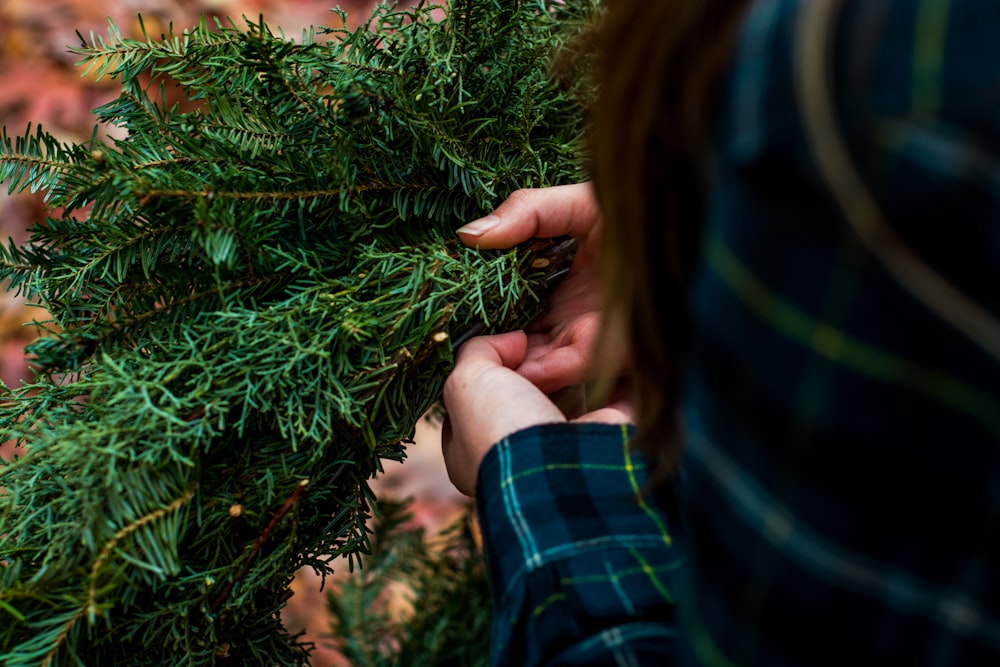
top-left (0, 1), bottom-right (597, 664)
top-left (327, 499), bottom-right (490, 667)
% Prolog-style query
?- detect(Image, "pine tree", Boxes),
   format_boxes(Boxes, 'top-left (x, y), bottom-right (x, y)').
top-left (0, 1), bottom-right (597, 664)
top-left (327, 499), bottom-right (492, 667)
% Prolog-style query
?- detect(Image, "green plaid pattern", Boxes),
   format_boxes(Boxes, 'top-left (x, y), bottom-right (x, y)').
top-left (476, 423), bottom-right (680, 665)
top-left (681, 0), bottom-right (1000, 664)
top-left (476, 0), bottom-right (1000, 665)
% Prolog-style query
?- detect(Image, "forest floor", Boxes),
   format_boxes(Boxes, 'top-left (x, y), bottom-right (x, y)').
top-left (0, 1), bottom-right (466, 664)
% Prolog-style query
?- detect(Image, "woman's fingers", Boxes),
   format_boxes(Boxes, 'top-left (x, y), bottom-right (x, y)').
top-left (456, 183), bottom-right (600, 249)
top-left (442, 332), bottom-right (566, 495)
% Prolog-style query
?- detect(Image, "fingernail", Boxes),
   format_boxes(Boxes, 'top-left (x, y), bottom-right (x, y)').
top-left (457, 215), bottom-right (500, 237)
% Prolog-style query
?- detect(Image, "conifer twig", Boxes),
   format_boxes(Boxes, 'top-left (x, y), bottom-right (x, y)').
top-left (210, 479), bottom-right (310, 612)
top-left (86, 486), bottom-right (197, 618)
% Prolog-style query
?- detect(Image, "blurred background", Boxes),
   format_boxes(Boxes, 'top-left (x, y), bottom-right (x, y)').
top-left (0, 1), bottom-right (466, 664)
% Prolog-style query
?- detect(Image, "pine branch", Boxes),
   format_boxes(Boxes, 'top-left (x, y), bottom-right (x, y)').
top-left (327, 498), bottom-right (491, 667)
top-left (0, 1), bottom-right (598, 664)
top-left (0, 124), bottom-right (79, 196)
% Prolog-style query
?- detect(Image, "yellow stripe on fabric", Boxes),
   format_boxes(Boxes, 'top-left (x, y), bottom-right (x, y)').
top-left (502, 462), bottom-right (629, 488)
top-left (560, 560), bottom-right (683, 587)
top-left (628, 546), bottom-right (674, 604)
top-left (532, 592), bottom-right (567, 618)
top-left (483, 461), bottom-right (630, 518)
top-left (622, 423), bottom-right (672, 547)
top-left (706, 238), bottom-right (1000, 432)
top-left (786, 234), bottom-right (868, 429)
top-left (911, 0), bottom-right (951, 115)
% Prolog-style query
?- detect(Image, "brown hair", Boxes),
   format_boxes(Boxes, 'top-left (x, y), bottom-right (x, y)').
top-left (588, 0), bottom-right (751, 478)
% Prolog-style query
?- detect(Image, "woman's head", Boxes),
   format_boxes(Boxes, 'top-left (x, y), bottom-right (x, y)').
top-left (588, 0), bottom-right (750, 475)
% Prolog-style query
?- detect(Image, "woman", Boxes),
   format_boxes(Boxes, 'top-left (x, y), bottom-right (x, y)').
top-left (442, 0), bottom-right (1000, 665)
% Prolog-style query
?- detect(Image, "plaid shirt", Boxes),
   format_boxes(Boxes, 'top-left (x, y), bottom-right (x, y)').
top-left (476, 424), bottom-right (679, 665)
top-left (476, 0), bottom-right (1000, 665)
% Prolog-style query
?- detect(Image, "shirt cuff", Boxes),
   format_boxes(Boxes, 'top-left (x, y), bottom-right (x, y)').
top-left (475, 422), bottom-right (680, 666)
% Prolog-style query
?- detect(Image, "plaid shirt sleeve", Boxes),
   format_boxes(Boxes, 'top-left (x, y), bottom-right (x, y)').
top-left (475, 423), bottom-right (681, 666)
top-left (675, 0), bottom-right (1000, 665)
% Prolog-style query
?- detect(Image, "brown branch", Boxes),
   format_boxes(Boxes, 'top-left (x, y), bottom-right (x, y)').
top-left (111, 271), bottom-right (290, 329)
top-left (86, 487), bottom-right (196, 617)
top-left (210, 479), bottom-right (310, 611)
top-left (39, 608), bottom-right (86, 667)
top-left (0, 155), bottom-right (66, 172)
top-left (134, 180), bottom-right (432, 203)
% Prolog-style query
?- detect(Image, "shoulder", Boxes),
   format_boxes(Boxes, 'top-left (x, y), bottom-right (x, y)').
top-left (717, 0), bottom-right (1000, 310)
top-left (726, 0), bottom-right (1000, 150)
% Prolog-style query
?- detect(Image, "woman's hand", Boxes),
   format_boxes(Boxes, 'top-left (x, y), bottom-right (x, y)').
top-left (442, 183), bottom-right (630, 496)
top-left (456, 183), bottom-right (603, 394)
top-left (442, 331), bottom-right (631, 496)
top-left (442, 332), bottom-right (565, 495)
